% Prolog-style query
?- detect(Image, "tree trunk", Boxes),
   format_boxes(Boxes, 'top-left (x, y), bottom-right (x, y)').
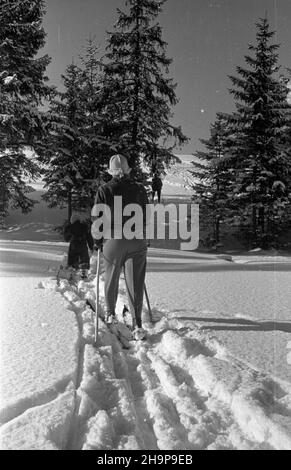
top-left (252, 206), bottom-right (257, 244)
top-left (68, 189), bottom-right (72, 222)
top-left (131, 4), bottom-right (141, 170)
top-left (215, 217), bottom-right (220, 243)
top-left (0, 181), bottom-right (7, 227)
top-left (258, 206), bottom-right (265, 233)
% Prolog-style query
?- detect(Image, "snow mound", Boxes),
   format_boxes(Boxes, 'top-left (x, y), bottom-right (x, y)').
top-left (3, 270), bottom-right (291, 450)
top-left (52, 275), bottom-right (291, 450)
top-left (0, 390), bottom-right (75, 450)
top-left (0, 278), bottom-right (80, 426)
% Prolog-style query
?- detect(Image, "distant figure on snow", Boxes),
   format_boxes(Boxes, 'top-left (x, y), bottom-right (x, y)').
top-left (151, 173), bottom-right (163, 203)
top-left (64, 213), bottom-right (94, 279)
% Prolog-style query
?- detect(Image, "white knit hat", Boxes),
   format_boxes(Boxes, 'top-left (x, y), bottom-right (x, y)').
top-left (108, 154), bottom-right (131, 175)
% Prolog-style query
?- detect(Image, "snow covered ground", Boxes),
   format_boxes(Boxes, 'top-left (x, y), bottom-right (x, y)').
top-left (0, 278), bottom-right (79, 436)
top-left (1, 247), bottom-right (291, 450)
top-left (2, 267), bottom-right (291, 450)
top-left (146, 254), bottom-right (291, 384)
top-left (1, 161), bottom-right (291, 450)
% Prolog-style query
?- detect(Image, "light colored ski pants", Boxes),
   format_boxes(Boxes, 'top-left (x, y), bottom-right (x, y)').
top-left (103, 238), bottom-right (147, 328)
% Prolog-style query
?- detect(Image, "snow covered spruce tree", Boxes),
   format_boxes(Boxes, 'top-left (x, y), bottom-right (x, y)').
top-left (103, 0), bottom-right (188, 177)
top-left (78, 38), bottom-right (113, 191)
top-left (43, 40), bottom-right (110, 220)
top-left (42, 63), bottom-right (87, 221)
top-left (191, 114), bottom-right (234, 245)
top-left (225, 18), bottom-right (291, 246)
top-left (0, 0), bottom-right (53, 225)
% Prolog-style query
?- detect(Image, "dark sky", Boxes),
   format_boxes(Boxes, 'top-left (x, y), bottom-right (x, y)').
top-left (43, 0), bottom-right (291, 154)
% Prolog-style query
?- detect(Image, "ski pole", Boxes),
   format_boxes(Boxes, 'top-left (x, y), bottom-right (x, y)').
top-left (144, 283), bottom-right (153, 323)
top-left (94, 248), bottom-right (101, 345)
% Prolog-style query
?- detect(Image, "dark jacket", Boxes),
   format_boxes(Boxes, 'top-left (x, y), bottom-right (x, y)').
top-left (64, 220), bottom-right (94, 251)
top-left (151, 175), bottom-right (163, 191)
top-left (93, 175), bottom-right (149, 239)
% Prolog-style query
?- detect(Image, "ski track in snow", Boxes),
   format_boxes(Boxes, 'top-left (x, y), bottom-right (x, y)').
top-left (2, 275), bottom-right (290, 450)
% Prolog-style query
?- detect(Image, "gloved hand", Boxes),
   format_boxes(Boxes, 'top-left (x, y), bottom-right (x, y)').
top-left (93, 240), bottom-right (103, 252)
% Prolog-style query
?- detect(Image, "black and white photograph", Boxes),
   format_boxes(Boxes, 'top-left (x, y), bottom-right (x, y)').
top-left (1, 0), bottom-right (291, 453)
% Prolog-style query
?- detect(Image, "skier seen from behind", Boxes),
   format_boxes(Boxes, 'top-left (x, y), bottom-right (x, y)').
top-left (91, 154), bottom-right (149, 341)
top-left (151, 173), bottom-right (163, 203)
top-left (64, 213), bottom-right (94, 279)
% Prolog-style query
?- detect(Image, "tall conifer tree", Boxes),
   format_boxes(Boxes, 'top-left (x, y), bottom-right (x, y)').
top-left (43, 40), bottom-right (111, 220)
top-left (0, 0), bottom-right (53, 223)
top-left (103, 0), bottom-right (188, 176)
top-left (191, 114), bottom-right (234, 243)
top-left (226, 18), bottom-right (291, 243)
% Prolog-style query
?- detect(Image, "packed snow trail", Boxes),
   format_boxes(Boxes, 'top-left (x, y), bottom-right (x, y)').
top-left (22, 276), bottom-right (291, 450)
top-left (1, 240), bottom-right (291, 449)
top-left (1, 268), bottom-right (291, 449)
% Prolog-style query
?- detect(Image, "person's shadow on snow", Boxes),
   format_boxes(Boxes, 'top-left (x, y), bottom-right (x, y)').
top-left (178, 315), bottom-right (291, 333)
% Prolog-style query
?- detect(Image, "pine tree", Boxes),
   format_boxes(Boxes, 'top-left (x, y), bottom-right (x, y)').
top-left (191, 114), bottom-right (234, 244)
top-left (43, 40), bottom-right (111, 221)
top-left (226, 18), bottom-right (291, 246)
top-left (78, 38), bottom-right (113, 191)
top-left (103, 0), bottom-right (188, 177)
top-left (0, 0), bottom-right (53, 224)
top-left (42, 63), bottom-right (87, 221)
